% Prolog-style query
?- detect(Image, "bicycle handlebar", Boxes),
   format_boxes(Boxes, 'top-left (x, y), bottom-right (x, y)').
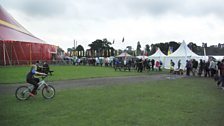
top-left (41, 74), bottom-right (48, 79)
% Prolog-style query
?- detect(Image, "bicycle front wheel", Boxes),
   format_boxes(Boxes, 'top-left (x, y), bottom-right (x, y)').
top-left (15, 86), bottom-right (31, 101)
top-left (42, 85), bottom-right (55, 99)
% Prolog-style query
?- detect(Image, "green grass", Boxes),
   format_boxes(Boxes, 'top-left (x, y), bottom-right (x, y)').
top-left (1, 78), bottom-right (224, 126)
top-left (0, 65), bottom-right (167, 84)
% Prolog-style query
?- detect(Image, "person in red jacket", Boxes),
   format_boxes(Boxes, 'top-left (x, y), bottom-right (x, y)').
top-left (155, 60), bottom-right (160, 71)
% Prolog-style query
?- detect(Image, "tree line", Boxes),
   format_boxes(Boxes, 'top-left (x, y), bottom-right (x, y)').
top-left (63, 39), bottom-right (224, 57)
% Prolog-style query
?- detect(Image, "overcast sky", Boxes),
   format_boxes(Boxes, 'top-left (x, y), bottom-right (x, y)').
top-left (1, 0), bottom-right (224, 51)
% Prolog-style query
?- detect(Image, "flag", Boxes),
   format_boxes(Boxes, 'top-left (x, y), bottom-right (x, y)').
top-left (122, 37), bottom-right (124, 42)
top-left (203, 47), bottom-right (206, 56)
top-left (168, 46), bottom-right (173, 55)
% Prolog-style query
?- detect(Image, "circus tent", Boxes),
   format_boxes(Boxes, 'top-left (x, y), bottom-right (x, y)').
top-left (0, 6), bottom-right (57, 65)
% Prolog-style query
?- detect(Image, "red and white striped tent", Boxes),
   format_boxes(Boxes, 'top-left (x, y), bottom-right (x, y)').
top-left (0, 6), bottom-right (57, 65)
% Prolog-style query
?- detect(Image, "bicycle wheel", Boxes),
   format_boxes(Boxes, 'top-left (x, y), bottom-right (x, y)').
top-left (42, 85), bottom-right (55, 99)
top-left (15, 86), bottom-right (31, 101)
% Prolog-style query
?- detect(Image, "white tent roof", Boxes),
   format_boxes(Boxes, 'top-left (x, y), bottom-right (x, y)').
top-left (164, 41), bottom-right (203, 69)
top-left (168, 40), bottom-right (199, 57)
top-left (149, 48), bottom-right (166, 57)
top-left (116, 52), bottom-right (133, 57)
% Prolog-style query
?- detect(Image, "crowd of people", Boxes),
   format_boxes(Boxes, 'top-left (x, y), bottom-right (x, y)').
top-left (40, 56), bottom-right (224, 90)
top-left (170, 58), bottom-right (224, 89)
top-left (113, 58), bottom-right (163, 72)
top-left (69, 57), bottom-right (164, 72)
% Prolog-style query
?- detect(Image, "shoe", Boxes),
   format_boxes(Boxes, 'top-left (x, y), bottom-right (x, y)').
top-left (29, 92), bottom-right (35, 97)
top-left (31, 90), bottom-right (37, 95)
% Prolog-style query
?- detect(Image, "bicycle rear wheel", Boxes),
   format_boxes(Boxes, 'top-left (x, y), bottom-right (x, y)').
top-left (42, 85), bottom-right (55, 99)
top-left (15, 86), bottom-right (31, 101)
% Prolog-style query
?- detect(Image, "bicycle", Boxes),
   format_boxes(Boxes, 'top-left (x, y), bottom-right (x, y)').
top-left (15, 75), bottom-right (55, 101)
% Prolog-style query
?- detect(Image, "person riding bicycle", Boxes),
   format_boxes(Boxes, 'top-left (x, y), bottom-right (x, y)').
top-left (26, 65), bottom-right (47, 95)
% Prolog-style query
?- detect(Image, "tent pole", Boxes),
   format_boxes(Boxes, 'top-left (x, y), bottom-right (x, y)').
top-left (5, 43), bottom-right (11, 65)
top-left (19, 42), bottom-right (26, 60)
top-left (13, 43), bottom-right (19, 65)
top-left (3, 41), bottom-right (6, 66)
top-left (30, 44), bottom-right (32, 65)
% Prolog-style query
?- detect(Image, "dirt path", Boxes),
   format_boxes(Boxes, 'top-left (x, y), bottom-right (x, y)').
top-left (0, 74), bottom-right (183, 95)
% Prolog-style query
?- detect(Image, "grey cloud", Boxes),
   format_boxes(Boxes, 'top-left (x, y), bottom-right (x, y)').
top-left (1, 0), bottom-right (224, 19)
top-left (1, 0), bottom-right (67, 17)
top-left (124, 0), bottom-right (224, 17)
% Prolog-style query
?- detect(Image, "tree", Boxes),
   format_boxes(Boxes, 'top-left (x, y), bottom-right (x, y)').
top-left (76, 45), bottom-right (84, 57)
top-left (88, 38), bottom-right (112, 57)
top-left (168, 41), bottom-right (180, 53)
top-left (149, 44), bottom-right (156, 55)
top-left (136, 41), bottom-right (141, 56)
top-left (188, 42), bottom-right (198, 53)
top-left (67, 48), bottom-right (73, 57)
top-left (145, 44), bottom-right (150, 56)
top-left (125, 46), bottom-right (133, 55)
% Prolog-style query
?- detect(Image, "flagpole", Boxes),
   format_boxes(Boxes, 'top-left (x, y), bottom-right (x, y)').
top-left (184, 40), bottom-right (187, 70)
top-left (203, 43), bottom-right (206, 61)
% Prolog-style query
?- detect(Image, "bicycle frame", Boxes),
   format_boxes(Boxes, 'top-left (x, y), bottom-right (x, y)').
top-left (27, 77), bottom-right (49, 91)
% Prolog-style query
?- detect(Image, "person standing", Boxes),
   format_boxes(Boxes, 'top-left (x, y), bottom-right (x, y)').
top-left (137, 59), bottom-right (143, 72)
top-left (198, 59), bottom-right (204, 76)
top-left (147, 59), bottom-right (151, 71)
top-left (151, 59), bottom-right (155, 71)
top-left (204, 60), bottom-right (210, 77)
top-left (159, 60), bottom-right (163, 71)
top-left (155, 61), bottom-right (160, 71)
top-left (219, 59), bottom-right (224, 89)
top-left (178, 60), bottom-right (181, 69)
top-left (170, 60), bottom-right (175, 73)
top-left (209, 59), bottom-right (217, 77)
top-left (192, 59), bottom-right (198, 76)
top-left (186, 60), bottom-right (191, 76)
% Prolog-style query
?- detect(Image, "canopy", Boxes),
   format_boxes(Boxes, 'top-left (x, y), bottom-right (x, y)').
top-left (164, 40), bottom-right (203, 69)
top-left (149, 48), bottom-right (166, 58)
top-left (0, 5), bottom-right (45, 43)
top-left (0, 5), bottom-right (56, 65)
top-left (116, 52), bottom-right (133, 57)
top-left (148, 48), bottom-right (166, 66)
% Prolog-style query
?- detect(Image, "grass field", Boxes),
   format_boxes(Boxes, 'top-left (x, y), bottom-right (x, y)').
top-left (1, 66), bottom-right (224, 125)
top-left (0, 65), bottom-right (167, 84)
top-left (1, 77), bottom-right (224, 126)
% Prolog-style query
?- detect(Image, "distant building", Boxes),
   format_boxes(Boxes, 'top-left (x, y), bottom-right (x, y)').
top-left (218, 43), bottom-right (224, 48)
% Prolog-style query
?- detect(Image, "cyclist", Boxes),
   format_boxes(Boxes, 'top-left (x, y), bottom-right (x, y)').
top-left (26, 65), bottom-right (47, 95)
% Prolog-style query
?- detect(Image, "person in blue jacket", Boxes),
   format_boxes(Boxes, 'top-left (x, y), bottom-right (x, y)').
top-left (26, 65), bottom-right (46, 95)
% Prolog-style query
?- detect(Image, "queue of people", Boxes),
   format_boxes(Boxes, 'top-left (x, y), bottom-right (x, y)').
top-left (112, 58), bottom-right (164, 72)
top-left (172, 58), bottom-right (224, 89)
